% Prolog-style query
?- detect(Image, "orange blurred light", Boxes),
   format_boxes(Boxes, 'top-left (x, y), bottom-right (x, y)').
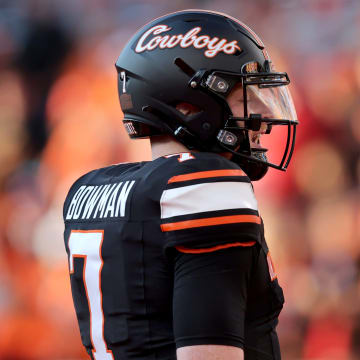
top-left (304, 56), bottom-right (356, 127)
top-left (0, 71), bottom-right (26, 181)
top-left (306, 195), bottom-right (357, 258)
top-left (293, 140), bottom-right (347, 199)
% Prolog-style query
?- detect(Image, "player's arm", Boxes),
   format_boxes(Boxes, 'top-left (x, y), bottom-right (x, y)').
top-left (177, 344), bottom-right (244, 360)
top-left (171, 246), bottom-right (254, 360)
top-left (160, 158), bottom-right (261, 358)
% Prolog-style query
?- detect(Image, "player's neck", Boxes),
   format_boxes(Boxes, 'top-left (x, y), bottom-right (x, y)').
top-left (150, 135), bottom-right (191, 160)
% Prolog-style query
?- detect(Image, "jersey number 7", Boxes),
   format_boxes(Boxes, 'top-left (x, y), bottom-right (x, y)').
top-left (68, 230), bottom-right (114, 360)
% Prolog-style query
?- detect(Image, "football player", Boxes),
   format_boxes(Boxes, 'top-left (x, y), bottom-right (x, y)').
top-left (64, 9), bottom-right (298, 360)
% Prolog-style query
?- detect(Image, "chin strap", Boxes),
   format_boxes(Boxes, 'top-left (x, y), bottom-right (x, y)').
top-left (236, 157), bottom-right (269, 181)
top-left (217, 141), bottom-right (271, 181)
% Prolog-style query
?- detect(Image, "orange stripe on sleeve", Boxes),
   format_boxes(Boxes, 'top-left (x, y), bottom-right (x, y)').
top-left (168, 169), bottom-right (246, 184)
top-left (161, 214), bottom-right (260, 232)
top-left (267, 252), bottom-right (277, 281)
top-left (175, 241), bottom-right (256, 254)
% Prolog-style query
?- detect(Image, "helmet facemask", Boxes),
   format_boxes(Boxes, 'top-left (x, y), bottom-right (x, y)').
top-left (176, 59), bottom-right (298, 180)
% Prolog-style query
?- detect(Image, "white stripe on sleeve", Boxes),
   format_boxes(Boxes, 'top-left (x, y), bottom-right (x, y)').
top-left (160, 182), bottom-right (258, 219)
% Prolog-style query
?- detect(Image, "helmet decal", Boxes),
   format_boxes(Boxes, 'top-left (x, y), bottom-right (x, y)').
top-left (135, 24), bottom-right (241, 58)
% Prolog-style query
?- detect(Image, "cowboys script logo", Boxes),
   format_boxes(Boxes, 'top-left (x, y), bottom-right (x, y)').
top-left (135, 25), bottom-right (241, 58)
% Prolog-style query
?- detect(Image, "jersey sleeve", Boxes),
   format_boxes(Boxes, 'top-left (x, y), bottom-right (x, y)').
top-left (172, 246), bottom-right (252, 349)
top-left (160, 155), bottom-right (262, 253)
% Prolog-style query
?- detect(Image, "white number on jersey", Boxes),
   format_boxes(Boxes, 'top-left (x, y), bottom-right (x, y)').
top-left (68, 230), bottom-right (114, 360)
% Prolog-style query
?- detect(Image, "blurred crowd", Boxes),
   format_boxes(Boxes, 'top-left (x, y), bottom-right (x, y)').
top-left (0, 0), bottom-right (359, 359)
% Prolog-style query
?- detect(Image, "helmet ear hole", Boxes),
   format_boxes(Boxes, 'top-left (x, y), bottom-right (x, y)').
top-left (176, 102), bottom-right (201, 116)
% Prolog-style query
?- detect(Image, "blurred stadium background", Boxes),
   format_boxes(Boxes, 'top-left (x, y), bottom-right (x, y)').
top-left (0, 0), bottom-right (359, 359)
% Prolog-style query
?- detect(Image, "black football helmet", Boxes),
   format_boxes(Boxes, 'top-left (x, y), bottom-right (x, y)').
top-left (115, 9), bottom-right (298, 180)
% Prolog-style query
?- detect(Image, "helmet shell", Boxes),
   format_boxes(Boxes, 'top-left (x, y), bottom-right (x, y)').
top-left (116, 10), bottom-right (268, 144)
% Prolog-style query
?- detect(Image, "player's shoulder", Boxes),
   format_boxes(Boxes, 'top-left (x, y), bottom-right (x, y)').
top-left (124, 151), bottom-right (249, 198)
top-left (158, 152), bottom-right (260, 251)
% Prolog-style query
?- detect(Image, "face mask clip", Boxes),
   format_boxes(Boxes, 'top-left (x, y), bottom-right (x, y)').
top-left (205, 75), bottom-right (229, 93)
top-left (217, 130), bottom-right (238, 146)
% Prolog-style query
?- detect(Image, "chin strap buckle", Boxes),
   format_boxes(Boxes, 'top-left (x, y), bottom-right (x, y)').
top-left (217, 130), bottom-right (238, 146)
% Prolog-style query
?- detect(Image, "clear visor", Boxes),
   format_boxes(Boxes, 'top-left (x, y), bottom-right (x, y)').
top-left (246, 84), bottom-right (298, 122)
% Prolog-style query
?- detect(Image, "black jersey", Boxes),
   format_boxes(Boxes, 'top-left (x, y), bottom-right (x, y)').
top-left (63, 152), bottom-right (280, 360)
